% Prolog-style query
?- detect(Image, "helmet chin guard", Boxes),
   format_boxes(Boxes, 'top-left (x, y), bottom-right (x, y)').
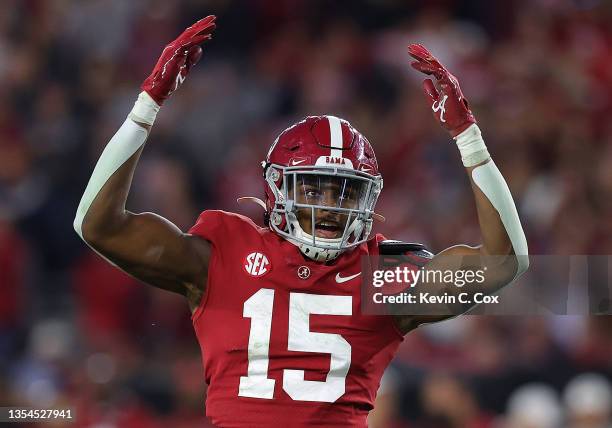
top-left (288, 214), bottom-right (343, 262)
top-left (263, 115), bottom-right (383, 262)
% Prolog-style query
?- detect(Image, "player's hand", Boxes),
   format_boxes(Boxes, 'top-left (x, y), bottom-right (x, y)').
top-left (141, 16), bottom-right (216, 106)
top-left (408, 44), bottom-right (476, 137)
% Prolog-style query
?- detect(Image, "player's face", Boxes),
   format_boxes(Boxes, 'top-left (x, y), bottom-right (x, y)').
top-left (289, 174), bottom-right (366, 239)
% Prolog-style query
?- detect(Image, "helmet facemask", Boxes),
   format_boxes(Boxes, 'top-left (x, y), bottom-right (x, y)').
top-left (265, 164), bottom-right (382, 262)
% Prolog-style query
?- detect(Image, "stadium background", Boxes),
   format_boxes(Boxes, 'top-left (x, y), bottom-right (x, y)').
top-left (1, 0), bottom-right (612, 426)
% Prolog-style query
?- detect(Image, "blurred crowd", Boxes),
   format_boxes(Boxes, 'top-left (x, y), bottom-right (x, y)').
top-left (1, 0), bottom-right (612, 427)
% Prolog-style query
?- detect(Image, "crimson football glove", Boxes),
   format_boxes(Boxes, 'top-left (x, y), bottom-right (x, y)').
top-left (408, 44), bottom-right (476, 137)
top-left (141, 16), bottom-right (216, 105)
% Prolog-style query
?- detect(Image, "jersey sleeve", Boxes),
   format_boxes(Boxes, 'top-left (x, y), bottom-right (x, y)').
top-left (188, 210), bottom-right (259, 248)
top-left (188, 210), bottom-right (260, 320)
top-left (188, 210), bottom-right (227, 248)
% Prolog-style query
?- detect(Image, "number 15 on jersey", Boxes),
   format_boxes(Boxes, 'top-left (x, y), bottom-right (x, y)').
top-left (239, 289), bottom-right (352, 403)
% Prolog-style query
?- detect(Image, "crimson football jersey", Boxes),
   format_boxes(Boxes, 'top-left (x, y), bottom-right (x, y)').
top-left (189, 210), bottom-right (407, 427)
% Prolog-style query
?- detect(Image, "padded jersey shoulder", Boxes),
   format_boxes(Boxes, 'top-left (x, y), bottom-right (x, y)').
top-left (188, 210), bottom-right (265, 244)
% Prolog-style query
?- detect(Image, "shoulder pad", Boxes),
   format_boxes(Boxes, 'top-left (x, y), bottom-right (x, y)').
top-left (379, 240), bottom-right (434, 258)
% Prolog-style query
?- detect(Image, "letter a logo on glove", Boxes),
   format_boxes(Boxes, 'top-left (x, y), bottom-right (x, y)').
top-left (407, 44), bottom-right (476, 137)
top-left (432, 95), bottom-right (448, 123)
top-left (174, 71), bottom-right (186, 91)
top-left (141, 16), bottom-right (216, 106)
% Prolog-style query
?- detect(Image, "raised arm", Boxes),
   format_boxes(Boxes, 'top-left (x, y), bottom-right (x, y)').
top-left (73, 17), bottom-right (216, 312)
top-left (395, 44), bottom-right (529, 333)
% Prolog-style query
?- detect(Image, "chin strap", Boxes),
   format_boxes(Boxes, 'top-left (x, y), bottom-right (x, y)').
top-left (237, 196), bottom-right (267, 210)
top-left (372, 212), bottom-right (385, 222)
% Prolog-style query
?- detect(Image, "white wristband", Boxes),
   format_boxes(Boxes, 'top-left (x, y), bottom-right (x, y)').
top-left (454, 124), bottom-right (490, 167)
top-left (128, 91), bottom-right (160, 126)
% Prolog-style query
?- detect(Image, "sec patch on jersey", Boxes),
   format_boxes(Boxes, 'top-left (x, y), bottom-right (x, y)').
top-left (243, 251), bottom-right (271, 277)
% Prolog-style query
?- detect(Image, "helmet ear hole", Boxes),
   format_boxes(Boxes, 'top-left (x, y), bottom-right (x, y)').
top-left (269, 168), bottom-right (280, 182)
top-left (270, 212), bottom-right (282, 226)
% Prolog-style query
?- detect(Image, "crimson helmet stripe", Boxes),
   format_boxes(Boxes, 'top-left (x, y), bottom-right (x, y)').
top-left (327, 116), bottom-right (344, 158)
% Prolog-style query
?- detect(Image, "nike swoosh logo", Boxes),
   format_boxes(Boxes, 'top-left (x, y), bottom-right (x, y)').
top-left (291, 159), bottom-right (306, 165)
top-left (335, 272), bottom-right (361, 283)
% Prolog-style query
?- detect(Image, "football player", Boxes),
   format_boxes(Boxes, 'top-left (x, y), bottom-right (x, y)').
top-left (74, 16), bottom-right (528, 427)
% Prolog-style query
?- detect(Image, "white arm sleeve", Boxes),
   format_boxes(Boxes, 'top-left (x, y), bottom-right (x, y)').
top-left (73, 118), bottom-right (148, 240)
top-left (453, 124), bottom-right (529, 280)
top-left (74, 92), bottom-right (159, 240)
top-left (471, 158), bottom-right (529, 280)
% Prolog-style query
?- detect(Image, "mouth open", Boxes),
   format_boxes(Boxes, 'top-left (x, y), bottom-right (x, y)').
top-left (315, 220), bottom-right (342, 239)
